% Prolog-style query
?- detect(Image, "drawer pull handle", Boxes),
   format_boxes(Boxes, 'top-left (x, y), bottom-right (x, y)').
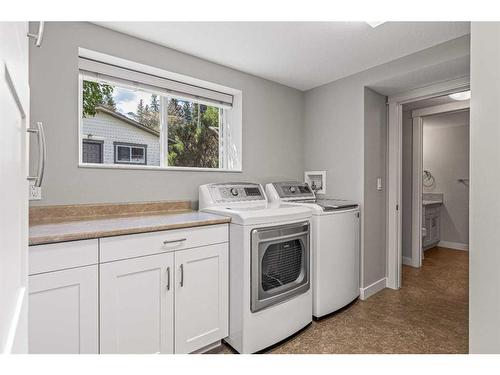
top-left (163, 238), bottom-right (187, 245)
top-left (166, 267), bottom-right (171, 291)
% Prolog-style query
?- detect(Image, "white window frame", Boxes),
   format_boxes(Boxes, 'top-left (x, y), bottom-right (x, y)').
top-left (114, 143), bottom-right (147, 165)
top-left (77, 49), bottom-right (242, 173)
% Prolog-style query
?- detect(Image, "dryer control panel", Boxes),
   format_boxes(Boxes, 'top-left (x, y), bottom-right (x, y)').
top-left (201, 183), bottom-right (266, 206)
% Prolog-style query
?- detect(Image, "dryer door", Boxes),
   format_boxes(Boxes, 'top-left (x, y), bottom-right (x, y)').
top-left (250, 222), bottom-right (310, 312)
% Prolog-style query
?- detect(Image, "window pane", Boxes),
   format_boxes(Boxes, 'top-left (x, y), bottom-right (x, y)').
top-left (81, 79), bottom-right (160, 166)
top-left (116, 145), bottom-right (130, 161)
top-left (131, 147), bottom-right (145, 163)
top-left (167, 98), bottom-right (220, 168)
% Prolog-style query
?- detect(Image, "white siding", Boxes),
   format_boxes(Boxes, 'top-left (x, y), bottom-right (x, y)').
top-left (81, 111), bottom-right (160, 166)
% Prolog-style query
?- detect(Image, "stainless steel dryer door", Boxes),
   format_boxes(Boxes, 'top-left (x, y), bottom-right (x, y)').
top-left (251, 222), bottom-right (310, 312)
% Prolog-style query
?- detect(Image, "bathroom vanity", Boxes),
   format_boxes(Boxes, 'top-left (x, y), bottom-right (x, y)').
top-left (422, 193), bottom-right (443, 250)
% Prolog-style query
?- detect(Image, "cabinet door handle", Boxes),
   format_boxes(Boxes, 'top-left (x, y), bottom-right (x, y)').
top-left (166, 267), bottom-right (170, 291)
top-left (180, 264), bottom-right (184, 287)
top-left (163, 238), bottom-right (187, 245)
top-left (27, 122), bottom-right (46, 187)
top-left (27, 21), bottom-right (45, 47)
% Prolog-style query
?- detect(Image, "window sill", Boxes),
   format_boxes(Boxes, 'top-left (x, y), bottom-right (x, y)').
top-left (78, 162), bottom-right (242, 173)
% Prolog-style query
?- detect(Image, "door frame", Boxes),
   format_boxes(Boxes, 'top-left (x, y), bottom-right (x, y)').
top-left (386, 76), bottom-right (470, 289)
top-left (410, 100), bottom-right (470, 268)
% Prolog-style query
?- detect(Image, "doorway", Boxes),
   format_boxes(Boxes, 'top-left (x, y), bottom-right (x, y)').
top-left (401, 96), bottom-right (470, 270)
top-left (386, 77), bottom-right (470, 289)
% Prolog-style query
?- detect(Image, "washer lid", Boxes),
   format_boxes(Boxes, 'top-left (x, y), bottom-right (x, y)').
top-left (315, 199), bottom-right (359, 211)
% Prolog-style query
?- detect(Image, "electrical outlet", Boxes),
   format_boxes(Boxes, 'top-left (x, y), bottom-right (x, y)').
top-left (29, 185), bottom-right (42, 201)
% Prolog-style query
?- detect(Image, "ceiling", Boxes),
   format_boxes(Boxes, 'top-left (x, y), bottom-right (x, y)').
top-left (96, 22), bottom-right (470, 91)
top-left (423, 110), bottom-right (470, 128)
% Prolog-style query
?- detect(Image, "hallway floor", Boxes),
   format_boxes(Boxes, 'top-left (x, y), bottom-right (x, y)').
top-left (210, 247), bottom-right (469, 354)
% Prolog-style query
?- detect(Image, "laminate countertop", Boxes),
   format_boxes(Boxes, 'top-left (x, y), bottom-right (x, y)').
top-left (29, 211), bottom-right (231, 246)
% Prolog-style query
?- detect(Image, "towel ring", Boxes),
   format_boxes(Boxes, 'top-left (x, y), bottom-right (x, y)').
top-left (423, 170), bottom-right (435, 187)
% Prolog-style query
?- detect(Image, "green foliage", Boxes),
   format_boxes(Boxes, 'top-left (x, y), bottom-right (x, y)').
top-left (150, 94), bottom-right (160, 112)
top-left (167, 99), bottom-right (220, 168)
top-left (136, 97), bottom-right (160, 131)
top-left (82, 81), bottom-right (115, 117)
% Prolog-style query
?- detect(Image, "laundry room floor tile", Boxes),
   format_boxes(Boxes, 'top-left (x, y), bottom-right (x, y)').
top-left (208, 247), bottom-right (468, 354)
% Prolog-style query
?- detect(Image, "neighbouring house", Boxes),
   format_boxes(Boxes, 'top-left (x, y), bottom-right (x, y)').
top-left (81, 106), bottom-right (161, 166)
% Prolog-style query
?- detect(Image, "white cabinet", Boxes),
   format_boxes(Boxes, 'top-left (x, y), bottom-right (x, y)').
top-left (99, 252), bottom-right (174, 354)
top-left (99, 224), bottom-right (229, 354)
top-left (423, 205), bottom-right (441, 249)
top-left (29, 224), bottom-right (229, 354)
top-left (28, 265), bottom-right (98, 354)
top-left (174, 243), bottom-right (228, 354)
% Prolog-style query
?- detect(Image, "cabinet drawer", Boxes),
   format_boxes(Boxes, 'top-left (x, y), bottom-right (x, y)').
top-left (29, 239), bottom-right (98, 275)
top-left (100, 224), bottom-right (228, 262)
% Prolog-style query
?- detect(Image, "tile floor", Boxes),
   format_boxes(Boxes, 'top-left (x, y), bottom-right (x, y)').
top-left (210, 247), bottom-right (468, 354)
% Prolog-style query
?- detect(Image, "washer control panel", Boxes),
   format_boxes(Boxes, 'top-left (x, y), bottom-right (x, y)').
top-left (272, 182), bottom-right (315, 199)
top-left (208, 183), bottom-right (266, 203)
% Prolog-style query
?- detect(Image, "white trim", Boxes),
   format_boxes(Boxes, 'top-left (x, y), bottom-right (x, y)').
top-left (78, 162), bottom-right (242, 173)
top-left (359, 277), bottom-right (387, 300)
top-left (438, 241), bottom-right (469, 251)
top-left (386, 101), bottom-right (402, 289)
top-left (402, 256), bottom-right (413, 266)
top-left (387, 77), bottom-right (470, 104)
top-left (2, 287), bottom-right (26, 354)
top-left (192, 340), bottom-right (222, 354)
top-left (386, 77), bottom-right (470, 290)
top-left (412, 100), bottom-right (470, 118)
top-left (411, 116), bottom-right (423, 268)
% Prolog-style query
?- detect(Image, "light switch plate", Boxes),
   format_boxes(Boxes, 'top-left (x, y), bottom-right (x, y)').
top-left (29, 185), bottom-right (42, 201)
top-left (377, 178), bottom-right (383, 191)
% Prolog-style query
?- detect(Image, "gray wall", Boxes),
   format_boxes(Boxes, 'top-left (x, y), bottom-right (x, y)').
top-left (469, 22), bottom-right (500, 353)
top-left (401, 110), bottom-right (413, 260)
top-left (363, 88), bottom-right (387, 287)
top-left (423, 111), bottom-right (469, 245)
top-left (29, 22), bottom-right (304, 206)
top-left (303, 36), bottom-right (470, 288)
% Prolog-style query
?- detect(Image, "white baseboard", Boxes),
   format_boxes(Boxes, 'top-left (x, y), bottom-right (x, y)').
top-left (193, 340), bottom-right (221, 354)
top-left (359, 277), bottom-right (387, 300)
top-left (402, 256), bottom-right (412, 266)
top-left (438, 241), bottom-right (469, 251)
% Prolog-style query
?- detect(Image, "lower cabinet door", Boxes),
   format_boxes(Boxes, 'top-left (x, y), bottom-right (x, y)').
top-left (100, 252), bottom-right (174, 354)
top-left (28, 265), bottom-right (98, 354)
top-left (174, 243), bottom-right (228, 353)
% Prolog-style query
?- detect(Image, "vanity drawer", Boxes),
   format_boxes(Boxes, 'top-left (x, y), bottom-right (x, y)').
top-left (99, 224), bottom-right (229, 262)
top-left (29, 239), bottom-right (99, 275)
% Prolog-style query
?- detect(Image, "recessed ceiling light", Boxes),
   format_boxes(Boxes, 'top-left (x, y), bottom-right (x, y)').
top-left (366, 21), bottom-right (386, 28)
top-left (449, 90), bottom-right (471, 101)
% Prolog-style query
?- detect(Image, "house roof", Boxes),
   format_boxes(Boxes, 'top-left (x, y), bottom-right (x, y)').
top-left (95, 106), bottom-right (160, 137)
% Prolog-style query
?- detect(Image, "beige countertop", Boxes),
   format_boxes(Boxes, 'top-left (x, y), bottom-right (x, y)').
top-left (29, 210), bottom-right (231, 246)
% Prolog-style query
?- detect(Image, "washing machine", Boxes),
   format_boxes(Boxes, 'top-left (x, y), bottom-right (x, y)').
top-left (266, 181), bottom-right (360, 318)
top-left (199, 182), bottom-right (312, 353)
